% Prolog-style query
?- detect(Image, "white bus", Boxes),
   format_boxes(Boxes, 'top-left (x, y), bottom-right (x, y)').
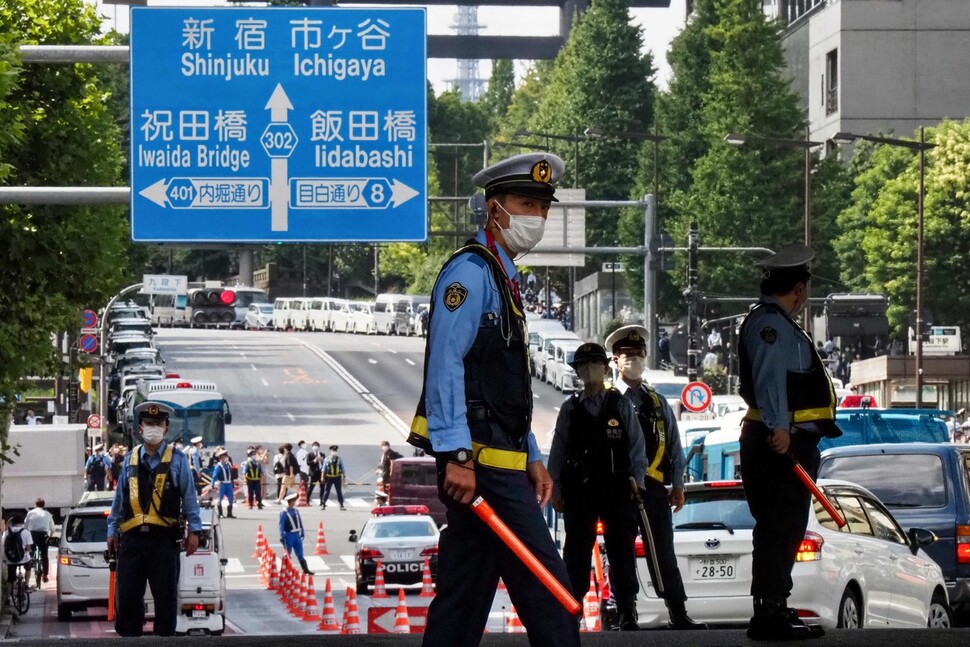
top-left (132, 378), bottom-right (232, 449)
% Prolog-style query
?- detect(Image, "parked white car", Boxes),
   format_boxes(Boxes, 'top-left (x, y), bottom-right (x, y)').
top-left (528, 322), bottom-right (567, 377)
top-left (287, 297), bottom-right (313, 331)
top-left (272, 298), bottom-right (294, 331)
top-left (350, 302), bottom-right (377, 334)
top-left (307, 297), bottom-right (341, 332)
top-left (628, 479), bottom-right (952, 630)
top-left (534, 331), bottom-right (579, 381)
top-left (546, 339), bottom-right (583, 392)
top-left (244, 303), bottom-right (274, 330)
top-left (330, 299), bottom-right (354, 333)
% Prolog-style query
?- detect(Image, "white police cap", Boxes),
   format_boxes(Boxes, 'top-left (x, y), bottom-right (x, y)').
top-left (756, 244), bottom-right (815, 279)
top-left (134, 401), bottom-right (174, 421)
top-left (472, 152), bottom-right (565, 202)
top-left (605, 324), bottom-right (649, 354)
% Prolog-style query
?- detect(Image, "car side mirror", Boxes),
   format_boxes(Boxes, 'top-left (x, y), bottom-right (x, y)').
top-left (908, 527), bottom-right (937, 554)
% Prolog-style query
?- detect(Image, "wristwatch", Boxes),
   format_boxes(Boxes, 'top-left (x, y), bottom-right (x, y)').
top-left (447, 448), bottom-right (472, 464)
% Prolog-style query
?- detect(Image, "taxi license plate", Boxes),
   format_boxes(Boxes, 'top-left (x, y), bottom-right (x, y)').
top-left (689, 556), bottom-right (736, 580)
top-left (192, 609), bottom-right (207, 619)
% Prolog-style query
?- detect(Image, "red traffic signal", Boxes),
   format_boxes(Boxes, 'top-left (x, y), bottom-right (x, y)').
top-left (219, 289), bottom-right (235, 305)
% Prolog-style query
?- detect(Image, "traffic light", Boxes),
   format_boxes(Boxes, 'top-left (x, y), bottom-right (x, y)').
top-left (188, 288), bottom-right (236, 326)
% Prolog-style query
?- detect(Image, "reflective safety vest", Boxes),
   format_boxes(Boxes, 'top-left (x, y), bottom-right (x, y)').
top-left (409, 240), bottom-right (530, 472)
top-left (632, 386), bottom-right (671, 485)
top-left (118, 444), bottom-right (181, 533)
top-left (244, 458), bottom-right (261, 480)
top-left (282, 508), bottom-right (304, 535)
top-left (324, 456), bottom-right (343, 478)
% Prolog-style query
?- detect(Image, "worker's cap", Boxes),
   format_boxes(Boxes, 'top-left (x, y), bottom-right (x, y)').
top-left (191, 436), bottom-right (203, 445)
top-left (134, 401), bottom-right (174, 423)
top-left (569, 342), bottom-right (610, 369)
top-left (329, 445), bottom-right (339, 451)
top-left (756, 244), bottom-right (815, 280)
top-left (605, 324), bottom-right (648, 354)
top-left (246, 448), bottom-right (255, 456)
top-left (284, 492), bottom-right (299, 502)
top-left (93, 443), bottom-right (104, 451)
top-left (215, 449), bottom-right (228, 458)
top-left (472, 152), bottom-right (565, 202)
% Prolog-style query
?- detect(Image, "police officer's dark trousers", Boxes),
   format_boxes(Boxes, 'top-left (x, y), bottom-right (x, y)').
top-left (739, 422), bottom-right (820, 604)
top-left (561, 480), bottom-right (639, 612)
top-left (246, 478), bottom-right (263, 507)
top-left (115, 528), bottom-right (181, 637)
top-left (638, 479), bottom-right (687, 602)
top-left (321, 477), bottom-right (343, 506)
top-left (423, 457), bottom-right (580, 647)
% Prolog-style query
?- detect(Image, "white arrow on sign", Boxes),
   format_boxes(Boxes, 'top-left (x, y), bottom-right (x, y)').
top-left (389, 179), bottom-right (419, 207)
top-left (139, 178), bottom-right (170, 208)
top-left (265, 84), bottom-right (293, 232)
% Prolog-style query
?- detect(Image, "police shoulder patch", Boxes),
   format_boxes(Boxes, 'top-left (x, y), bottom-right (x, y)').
top-left (760, 327), bottom-right (777, 344)
top-left (443, 282), bottom-right (468, 311)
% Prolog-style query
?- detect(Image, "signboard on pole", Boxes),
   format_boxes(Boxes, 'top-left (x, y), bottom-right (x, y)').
top-left (141, 274), bottom-right (189, 295)
top-left (82, 309), bottom-right (98, 328)
top-left (87, 414), bottom-right (103, 430)
top-left (681, 381), bottom-right (713, 413)
top-left (130, 7), bottom-right (427, 243)
top-left (525, 188), bottom-right (586, 267)
top-left (79, 334), bottom-right (99, 354)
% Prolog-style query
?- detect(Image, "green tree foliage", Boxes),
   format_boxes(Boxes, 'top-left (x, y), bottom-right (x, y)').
top-left (492, 60), bottom-right (553, 152)
top-left (837, 121), bottom-right (970, 334)
top-left (480, 59), bottom-right (515, 131)
top-left (0, 0), bottom-right (128, 426)
top-left (532, 0), bottom-right (654, 250)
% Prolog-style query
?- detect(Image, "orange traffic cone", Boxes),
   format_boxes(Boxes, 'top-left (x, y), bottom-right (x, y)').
top-left (419, 557), bottom-right (435, 598)
top-left (393, 588), bottom-right (410, 634)
top-left (268, 551), bottom-right (279, 591)
top-left (314, 521), bottom-right (329, 555)
top-left (291, 573), bottom-right (308, 617)
top-left (341, 587), bottom-right (361, 634)
top-left (372, 560), bottom-right (389, 598)
top-left (497, 577), bottom-right (506, 591)
top-left (298, 480), bottom-right (309, 507)
top-left (582, 572), bottom-right (601, 632)
top-left (317, 578), bottom-right (340, 634)
top-left (303, 575), bottom-right (321, 622)
top-left (252, 524), bottom-right (266, 558)
top-left (506, 604), bottom-right (526, 633)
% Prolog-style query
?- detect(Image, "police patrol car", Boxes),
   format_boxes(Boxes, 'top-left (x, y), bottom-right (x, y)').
top-left (353, 505), bottom-right (439, 595)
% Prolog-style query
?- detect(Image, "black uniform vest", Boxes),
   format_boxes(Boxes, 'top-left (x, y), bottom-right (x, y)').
top-left (632, 386), bottom-right (672, 485)
top-left (738, 302), bottom-right (840, 436)
top-left (409, 241), bottom-right (532, 458)
top-left (119, 450), bottom-right (183, 531)
top-left (562, 388), bottom-right (630, 490)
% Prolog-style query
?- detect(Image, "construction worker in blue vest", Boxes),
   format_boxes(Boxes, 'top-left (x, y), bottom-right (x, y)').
top-left (606, 324), bottom-right (706, 630)
top-left (320, 445), bottom-right (346, 510)
top-left (738, 245), bottom-right (840, 640)
top-left (84, 443), bottom-right (112, 491)
top-left (408, 152), bottom-right (580, 647)
top-left (243, 448), bottom-right (264, 510)
top-left (548, 342), bottom-right (647, 631)
top-left (106, 401), bottom-right (201, 637)
top-left (279, 492), bottom-right (313, 574)
top-left (212, 449), bottom-right (236, 519)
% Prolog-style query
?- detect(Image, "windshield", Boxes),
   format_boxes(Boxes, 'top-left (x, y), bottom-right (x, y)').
top-left (169, 408), bottom-right (225, 446)
top-left (825, 413), bottom-right (950, 449)
top-left (819, 454), bottom-right (946, 508)
top-left (364, 519), bottom-right (436, 539)
top-left (65, 514), bottom-right (108, 544)
top-left (651, 382), bottom-right (687, 399)
top-left (234, 291), bottom-right (269, 307)
top-left (677, 488), bottom-right (756, 530)
top-left (258, 305), bottom-right (273, 313)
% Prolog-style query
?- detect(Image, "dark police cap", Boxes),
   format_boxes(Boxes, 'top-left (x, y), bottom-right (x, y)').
top-left (605, 324), bottom-right (648, 354)
top-left (472, 152), bottom-right (565, 202)
top-left (756, 244), bottom-right (815, 279)
top-left (329, 445), bottom-right (339, 451)
top-left (569, 342), bottom-right (610, 369)
top-left (134, 401), bottom-right (174, 422)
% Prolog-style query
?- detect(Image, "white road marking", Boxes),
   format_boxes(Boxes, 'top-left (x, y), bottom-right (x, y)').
top-left (368, 359), bottom-right (378, 364)
top-left (251, 364), bottom-right (258, 371)
top-left (388, 349), bottom-right (398, 354)
top-left (261, 377), bottom-right (269, 387)
top-left (287, 413), bottom-right (296, 422)
top-left (224, 557), bottom-right (245, 574)
top-left (405, 358), bottom-right (415, 366)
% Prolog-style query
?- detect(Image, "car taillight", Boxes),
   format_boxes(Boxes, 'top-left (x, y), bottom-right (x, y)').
top-left (956, 525), bottom-right (970, 564)
top-left (634, 537), bottom-right (645, 558)
top-left (796, 531), bottom-right (823, 562)
top-left (359, 548), bottom-right (383, 561)
top-left (595, 520), bottom-right (605, 535)
top-left (420, 546), bottom-right (438, 557)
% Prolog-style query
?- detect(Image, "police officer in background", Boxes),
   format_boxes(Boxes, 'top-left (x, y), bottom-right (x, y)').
top-left (243, 448), bottom-right (264, 510)
top-left (548, 342), bottom-right (646, 631)
top-left (84, 444), bottom-right (111, 491)
top-left (107, 402), bottom-right (201, 637)
top-left (188, 436), bottom-right (205, 495)
top-left (212, 449), bottom-right (236, 519)
top-left (606, 324), bottom-right (706, 630)
top-left (279, 492), bottom-right (313, 574)
top-left (409, 152), bottom-right (580, 647)
top-left (738, 245), bottom-right (840, 641)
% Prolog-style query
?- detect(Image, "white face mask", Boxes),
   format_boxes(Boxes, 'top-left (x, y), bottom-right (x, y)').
top-left (619, 355), bottom-right (647, 380)
top-left (142, 425), bottom-right (165, 444)
top-left (495, 202), bottom-right (546, 256)
top-left (577, 363), bottom-right (606, 385)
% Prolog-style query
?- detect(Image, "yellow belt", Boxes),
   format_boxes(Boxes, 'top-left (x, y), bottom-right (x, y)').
top-left (409, 417), bottom-right (528, 472)
top-left (744, 407), bottom-right (835, 424)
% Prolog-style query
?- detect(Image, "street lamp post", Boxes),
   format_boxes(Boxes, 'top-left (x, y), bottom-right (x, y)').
top-left (830, 128), bottom-right (935, 408)
top-left (723, 131), bottom-right (823, 333)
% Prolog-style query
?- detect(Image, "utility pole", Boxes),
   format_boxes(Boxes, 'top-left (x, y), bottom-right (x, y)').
top-left (686, 222), bottom-right (700, 382)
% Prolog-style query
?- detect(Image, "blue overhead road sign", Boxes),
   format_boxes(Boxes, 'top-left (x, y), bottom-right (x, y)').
top-left (130, 7), bottom-right (427, 243)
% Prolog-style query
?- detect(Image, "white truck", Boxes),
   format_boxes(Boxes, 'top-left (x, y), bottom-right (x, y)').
top-left (2, 424), bottom-right (88, 517)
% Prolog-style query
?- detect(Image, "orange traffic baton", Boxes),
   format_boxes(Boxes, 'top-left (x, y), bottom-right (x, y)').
top-left (470, 496), bottom-right (581, 615)
top-left (790, 455), bottom-right (846, 528)
top-left (106, 548), bottom-right (117, 621)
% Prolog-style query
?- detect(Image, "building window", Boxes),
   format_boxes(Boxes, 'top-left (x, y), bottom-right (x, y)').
top-left (825, 48), bottom-right (838, 115)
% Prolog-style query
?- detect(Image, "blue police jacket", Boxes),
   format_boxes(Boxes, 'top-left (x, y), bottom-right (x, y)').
top-left (107, 442), bottom-right (202, 538)
top-left (279, 507), bottom-right (304, 538)
top-left (424, 229), bottom-right (540, 462)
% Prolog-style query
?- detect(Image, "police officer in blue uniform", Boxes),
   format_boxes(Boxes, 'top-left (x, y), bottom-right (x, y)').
top-left (606, 324), bottom-right (707, 630)
top-left (737, 245), bottom-right (840, 641)
top-left (212, 449), bottom-right (236, 518)
top-left (548, 342), bottom-right (647, 631)
top-left (409, 152), bottom-right (581, 647)
top-left (279, 492), bottom-right (313, 574)
top-left (106, 402), bottom-right (202, 637)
